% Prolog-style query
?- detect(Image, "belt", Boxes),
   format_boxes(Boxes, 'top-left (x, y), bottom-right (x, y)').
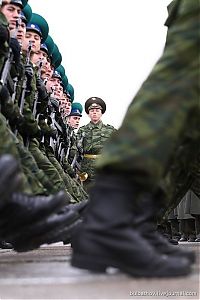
top-left (84, 154), bottom-right (101, 159)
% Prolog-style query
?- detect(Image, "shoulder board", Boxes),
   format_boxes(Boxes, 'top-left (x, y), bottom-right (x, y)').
top-left (106, 124), bottom-right (115, 129)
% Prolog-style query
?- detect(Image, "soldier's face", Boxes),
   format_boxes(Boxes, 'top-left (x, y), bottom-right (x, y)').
top-left (16, 20), bottom-right (26, 43)
top-left (22, 31), bottom-right (41, 53)
top-left (65, 100), bottom-right (71, 115)
top-left (88, 108), bottom-right (102, 123)
top-left (31, 50), bottom-right (45, 65)
top-left (1, 3), bottom-right (21, 30)
top-left (53, 84), bottom-right (63, 99)
top-left (47, 77), bottom-right (60, 88)
top-left (46, 78), bottom-right (55, 93)
top-left (41, 61), bottom-right (53, 80)
top-left (68, 116), bottom-right (81, 129)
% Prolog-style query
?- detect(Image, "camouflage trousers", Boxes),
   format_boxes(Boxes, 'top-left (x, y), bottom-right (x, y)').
top-left (0, 113), bottom-right (31, 194)
top-left (97, 0), bottom-right (200, 204)
top-left (46, 148), bottom-right (88, 203)
top-left (28, 139), bottom-right (66, 194)
top-left (16, 134), bottom-right (54, 195)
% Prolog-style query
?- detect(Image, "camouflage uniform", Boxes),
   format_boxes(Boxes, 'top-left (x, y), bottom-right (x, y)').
top-left (78, 121), bottom-right (116, 189)
top-left (0, 12), bottom-right (9, 77)
top-left (0, 12), bottom-right (32, 194)
top-left (5, 52), bottom-right (58, 195)
top-left (43, 112), bottom-right (87, 202)
top-left (96, 0), bottom-right (200, 207)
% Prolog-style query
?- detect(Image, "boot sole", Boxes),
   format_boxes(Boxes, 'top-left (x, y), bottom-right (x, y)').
top-left (71, 253), bottom-right (191, 277)
top-left (12, 213), bottom-right (81, 252)
top-left (14, 219), bottom-right (81, 252)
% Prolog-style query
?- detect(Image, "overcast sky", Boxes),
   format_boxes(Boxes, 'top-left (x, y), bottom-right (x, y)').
top-left (29, 0), bottom-right (172, 128)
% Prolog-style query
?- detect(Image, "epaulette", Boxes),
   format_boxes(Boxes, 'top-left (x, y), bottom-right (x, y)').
top-left (106, 124), bottom-right (115, 129)
top-left (79, 125), bottom-right (87, 130)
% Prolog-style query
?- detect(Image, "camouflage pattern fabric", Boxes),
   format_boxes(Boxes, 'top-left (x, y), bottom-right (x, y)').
top-left (47, 148), bottom-right (87, 203)
top-left (28, 138), bottom-right (67, 194)
top-left (96, 0), bottom-right (200, 200)
top-left (78, 120), bottom-right (116, 187)
top-left (15, 133), bottom-right (63, 195)
top-left (0, 12), bottom-right (9, 77)
top-left (0, 113), bottom-right (32, 194)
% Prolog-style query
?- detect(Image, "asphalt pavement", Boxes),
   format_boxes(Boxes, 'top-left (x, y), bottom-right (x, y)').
top-left (0, 242), bottom-right (199, 299)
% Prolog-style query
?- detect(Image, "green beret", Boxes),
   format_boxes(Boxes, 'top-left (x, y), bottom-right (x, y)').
top-left (51, 44), bottom-right (62, 68)
top-left (44, 35), bottom-right (54, 56)
top-left (27, 13), bottom-right (49, 42)
top-left (22, 3), bottom-right (32, 24)
top-left (67, 83), bottom-right (74, 101)
top-left (62, 75), bottom-right (68, 91)
top-left (56, 65), bottom-right (65, 79)
top-left (54, 52), bottom-right (62, 69)
top-left (85, 97), bottom-right (106, 114)
top-left (22, 0), bottom-right (27, 7)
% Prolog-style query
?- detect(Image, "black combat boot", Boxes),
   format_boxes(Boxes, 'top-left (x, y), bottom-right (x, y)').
top-left (0, 240), bottom-right (13, 249)
top-left (170, 219), bottom-right (181, 242)
top-left (0, 155), bottom-right (22, 208)
top-left (186, 219), bottom-right (196, 242)
top-left (71, 174), bottom-right (191, 277)
top-left (0, 190), bottom-right (70, 236)
top-left (10, 207), bottom-right (81, 252)
top-left (133, 195), bottom-right (195, 264)
top-left (195, 216), bottom-right (200, 242)
top-left (179, 219), bottom-right (188, 241)
top-left (62, 200), bottom-right (88, 245)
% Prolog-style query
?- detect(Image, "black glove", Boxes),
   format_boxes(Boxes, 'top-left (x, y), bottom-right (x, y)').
top-left (24, 64), bottom-right (33, 81)
top-left (0, 85), bottom-right (10, 103)
top-left (24, 64), bottom-right (33, 94)
top-left (50, 97), bottom-right (59, 109)
top-left (36, 77), bottom-right (48, 100)
top-left (49, 126), bottom-right (58, 139)
top-left (9, 38), bottom-right (21, 66)
top-left (0, 23), bottom-right (9, 44)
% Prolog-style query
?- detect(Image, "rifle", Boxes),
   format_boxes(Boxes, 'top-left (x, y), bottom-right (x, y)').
top-left (56, 124), bottom-right (73, 165)
top-left (18, 41), bottom-right (32, 115)
top-left (47, 98), bottom-right (63, 155)
top-left (32, 58), bottom-right (44, 119)
top-left (71, 149), bottom-right (88, 183)
top-left (0, 48), bottom-right (13, 88)
top-left (71, 132), bottom-right (85, 167)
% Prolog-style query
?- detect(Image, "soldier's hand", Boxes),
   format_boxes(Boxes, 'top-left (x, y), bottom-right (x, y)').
top-left (16, 113), bottom-right (25, 127)
top-left (77, 141), bottom-right (84, 154)
top-left (0, 85), bottom-right (10, 103)
top-left (49, 126), bottom-right (58, 139)
top-left (24, 64), bottom-right (34, 81)
top-left (36, 78), bottom-right (48, 100)
top-left (9, 38), bottom-right (21, 66)
top-left (0, 23), bottom-right (9, 44)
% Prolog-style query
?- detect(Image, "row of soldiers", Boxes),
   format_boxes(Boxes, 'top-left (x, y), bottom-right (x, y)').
top-left (0, 0), bottom-right (92, 250)
top-left (0, 0), bottom-right (199, 280)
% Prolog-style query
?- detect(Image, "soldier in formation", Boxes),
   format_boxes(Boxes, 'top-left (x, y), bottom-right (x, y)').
top-left (0, 0), bottom-right (89, 250)
top-left (77, 97), bottom-right (116, 191)
top-left (0, 0), bottom-right (199, 280)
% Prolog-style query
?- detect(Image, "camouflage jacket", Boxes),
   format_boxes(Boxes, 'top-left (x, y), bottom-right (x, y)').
top-left (77, 120), bottom-right (116, 180)
top-left (77, 120), bottom-right (116, 155)
top-left (0, 12), bottom-right (9, 71)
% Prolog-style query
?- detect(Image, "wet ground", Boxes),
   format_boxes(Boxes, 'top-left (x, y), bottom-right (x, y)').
top-left (0, 242), bottom-right (199, 299)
